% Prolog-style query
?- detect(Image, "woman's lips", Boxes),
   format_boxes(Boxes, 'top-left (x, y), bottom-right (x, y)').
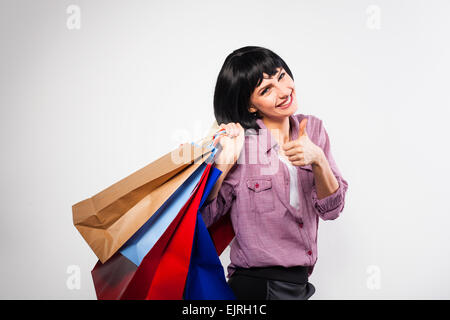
top-left (276, 93), bottom-right (292, 109)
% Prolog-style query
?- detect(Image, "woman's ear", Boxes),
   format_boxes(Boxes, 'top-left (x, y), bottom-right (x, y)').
top-left (248, 105), bottom-right (258, 113)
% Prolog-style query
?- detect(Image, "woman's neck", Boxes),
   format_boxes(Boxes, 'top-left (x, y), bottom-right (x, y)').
top-left (262, 116), bottom-right (291, 146)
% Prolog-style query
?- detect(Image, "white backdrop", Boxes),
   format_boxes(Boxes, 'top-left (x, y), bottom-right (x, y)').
top-left (1, 0), bottom-right (449, 299)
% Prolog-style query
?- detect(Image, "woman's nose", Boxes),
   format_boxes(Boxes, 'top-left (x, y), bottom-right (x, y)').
top-left (274, 81), bottom-right (290, 95)
top-left (277, 86), bottom-right (291, 99)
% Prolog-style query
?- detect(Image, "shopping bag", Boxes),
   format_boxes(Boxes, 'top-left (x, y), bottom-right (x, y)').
top-left (183, 212), bottom-right (236, 299)
top-left (91, 252), bottom-right (137, 300)
top-left (120, 163), bottom-right (212, 299)
top-left (119, 126), bottom-right (226, 266)
top-left (91, 185), bottom-right (196, 300)
top-left (90, 128), bottom-right (232, 300)
top-left (92, 162), bottom-right (211, 300)
top-left (90, 163), bottom-right (236, 300)
top-left (183, 165), bottom-right (235, 299)
top-left (92, 160), bottom-right (236, 300)
top-left (119, 162), bottom-right (208, 266)
top-left (72, 143), bottom-right (212, 263)
top-left (208, 213), bottom-right (235, 256)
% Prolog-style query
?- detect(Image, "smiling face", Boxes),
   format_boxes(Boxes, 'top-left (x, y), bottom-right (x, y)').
top-left (248, 67), bottom-right (298, 121)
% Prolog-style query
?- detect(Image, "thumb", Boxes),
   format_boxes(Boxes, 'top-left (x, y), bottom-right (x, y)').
top-left (298, 118), bottom-right (308, 138)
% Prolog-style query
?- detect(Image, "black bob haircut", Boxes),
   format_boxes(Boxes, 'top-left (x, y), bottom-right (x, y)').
top-left (213, 46), bottom-right (294, 131)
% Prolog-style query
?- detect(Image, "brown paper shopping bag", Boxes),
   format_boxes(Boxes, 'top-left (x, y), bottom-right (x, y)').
top-left (72, 143), bottom-right (213, 263)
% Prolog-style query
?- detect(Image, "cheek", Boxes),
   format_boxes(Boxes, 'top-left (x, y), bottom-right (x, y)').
top-left (287, 78), bottom-right (295, 90)
top-left (263, 95), bottom-right (278, 109)
top-left (284, 77), bottom-right (295, 91)
top-left (254, 96), bottom-right (276, 110)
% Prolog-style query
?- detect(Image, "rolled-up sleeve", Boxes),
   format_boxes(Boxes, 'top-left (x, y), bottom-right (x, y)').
top-left (200, 164), bottom-right (240, 228)
top-left (311, 120), bottom-right (348, 221)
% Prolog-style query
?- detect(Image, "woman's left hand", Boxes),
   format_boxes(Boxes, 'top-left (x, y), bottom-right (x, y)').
top-left (281, 119), bottom-right (325, 167)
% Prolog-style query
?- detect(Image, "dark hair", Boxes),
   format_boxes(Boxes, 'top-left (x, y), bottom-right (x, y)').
top-left (213, 46), bottom-right (294, 130)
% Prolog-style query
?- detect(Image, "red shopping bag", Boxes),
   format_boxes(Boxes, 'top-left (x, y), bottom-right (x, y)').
top-left (91, 252), bottom-right (137, 300)
top-left (208, 213), bottom-right (235, 256)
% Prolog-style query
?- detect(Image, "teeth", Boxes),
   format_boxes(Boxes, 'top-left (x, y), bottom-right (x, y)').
top-left (278, 95), bottom-right (291, 107)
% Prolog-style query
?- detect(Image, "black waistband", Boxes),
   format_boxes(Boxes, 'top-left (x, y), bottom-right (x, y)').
top-left (233, 266), bottom-right (309, 284)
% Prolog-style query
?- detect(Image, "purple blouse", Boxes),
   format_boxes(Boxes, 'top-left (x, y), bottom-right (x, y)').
top-left (200, 113), bottom-right (349, 278)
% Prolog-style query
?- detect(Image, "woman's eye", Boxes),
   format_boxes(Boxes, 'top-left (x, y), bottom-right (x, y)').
top-left (260, 72), bottom-right (285, 95)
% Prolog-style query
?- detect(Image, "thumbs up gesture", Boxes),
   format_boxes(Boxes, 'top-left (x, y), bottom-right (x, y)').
top-left (281, 118), bottom-right (324, 167)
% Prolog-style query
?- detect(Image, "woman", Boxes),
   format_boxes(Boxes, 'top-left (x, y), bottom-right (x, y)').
top-left (200, 46), bottom-right (349, 300)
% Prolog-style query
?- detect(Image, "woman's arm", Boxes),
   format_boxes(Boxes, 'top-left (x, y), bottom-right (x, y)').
top-left (206, 162), bottom-right (235, 203)
top-left (310, 120), bottom-right (348, 220)
top-left (311, 151), bottom-right (340, 200)
top-left (206, 122), bottom-right (245, 202)
top-left (282, 116), bottom-right (348, 220)
top-left (201, 122), bottom-right (245, 227)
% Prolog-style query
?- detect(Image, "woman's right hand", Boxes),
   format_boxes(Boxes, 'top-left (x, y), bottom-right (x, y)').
top-left (215, 122), bottom-right (245, 167)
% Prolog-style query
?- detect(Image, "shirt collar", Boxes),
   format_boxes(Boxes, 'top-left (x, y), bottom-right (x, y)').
top-left (255, 114), bottom-right (300, 153)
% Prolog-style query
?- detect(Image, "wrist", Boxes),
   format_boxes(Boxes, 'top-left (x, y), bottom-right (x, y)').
top-left (312, 148), bottom-right (326, 168)
top-left (215, 149), bottom-right (238, 168)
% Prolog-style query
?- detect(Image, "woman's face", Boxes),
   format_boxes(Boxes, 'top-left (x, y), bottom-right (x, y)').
top-left (249, 67), bottom-right (298, 121)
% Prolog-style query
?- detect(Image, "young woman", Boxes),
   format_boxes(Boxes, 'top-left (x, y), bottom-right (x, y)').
top-left (200, 46), bottom-right (349, 300)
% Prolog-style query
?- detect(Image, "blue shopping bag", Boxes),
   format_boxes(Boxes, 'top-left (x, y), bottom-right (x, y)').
top-left (183, 165), bottom-right (236, 300)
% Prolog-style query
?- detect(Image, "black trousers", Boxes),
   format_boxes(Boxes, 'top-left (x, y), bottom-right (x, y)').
top-left (227, 266), bottom-right (316, 300)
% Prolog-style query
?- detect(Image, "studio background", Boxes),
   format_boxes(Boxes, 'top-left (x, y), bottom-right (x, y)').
top-left (1, 0), bottom-right (449, 299)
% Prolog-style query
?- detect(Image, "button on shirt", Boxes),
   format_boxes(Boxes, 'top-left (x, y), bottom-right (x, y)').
top-left (200, 113), bottom-right (349, 278)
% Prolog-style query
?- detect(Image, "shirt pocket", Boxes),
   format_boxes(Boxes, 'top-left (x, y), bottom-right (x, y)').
top-left (246, 178), bottom-right (275, 214)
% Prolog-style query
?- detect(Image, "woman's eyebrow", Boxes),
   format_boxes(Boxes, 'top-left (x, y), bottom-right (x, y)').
top-left (258, 69), bottom-right (284, 93)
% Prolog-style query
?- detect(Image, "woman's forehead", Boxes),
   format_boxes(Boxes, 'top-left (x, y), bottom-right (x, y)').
top-left (260, 67), bottom-right (283, 82)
